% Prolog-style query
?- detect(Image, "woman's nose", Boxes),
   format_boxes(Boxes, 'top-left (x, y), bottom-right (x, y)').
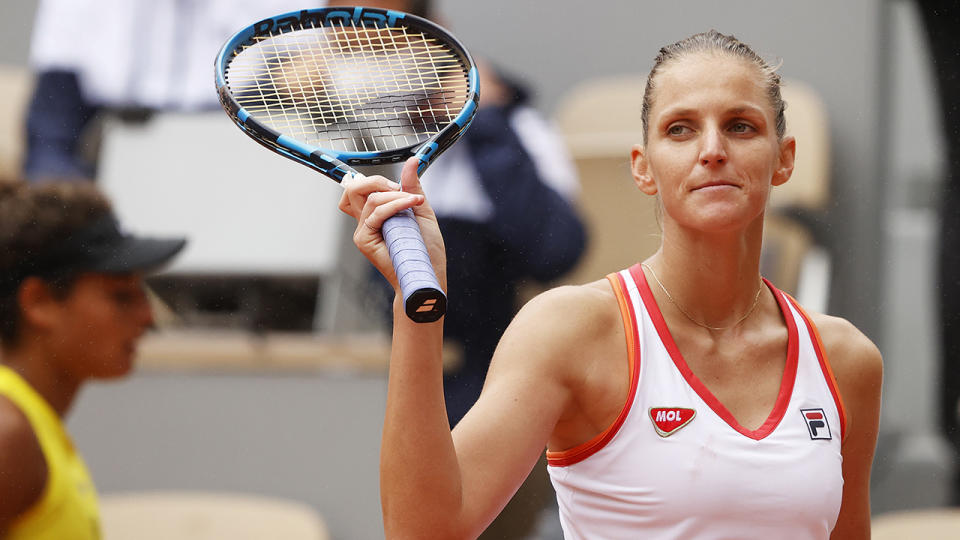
top-left (699, 128), bottom-right (727, 166)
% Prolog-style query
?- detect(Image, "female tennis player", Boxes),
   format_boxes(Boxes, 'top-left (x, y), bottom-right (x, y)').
top-left (0, 181), bottom-right (184, 538)
top-left (339, 30), bottom-right (881, 539)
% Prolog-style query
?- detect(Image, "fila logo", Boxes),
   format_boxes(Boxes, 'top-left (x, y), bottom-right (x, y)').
top-left (649, 407), bottom-right (696, 437)
top-left (801, 408), bottom-right (832, 440)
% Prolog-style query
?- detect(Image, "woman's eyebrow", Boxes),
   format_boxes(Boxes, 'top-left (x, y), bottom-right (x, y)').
top-left (726, 105), bottom-right (766, 116)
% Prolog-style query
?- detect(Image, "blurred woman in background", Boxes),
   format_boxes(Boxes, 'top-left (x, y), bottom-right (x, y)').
top-left (0, 181), bottom-right (183, 538)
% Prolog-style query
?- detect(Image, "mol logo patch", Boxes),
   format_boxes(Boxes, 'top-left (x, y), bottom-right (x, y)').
top-left (649, 407), bottom-right (696, 437)
top-left (800, 408), bottom-right (832, 440)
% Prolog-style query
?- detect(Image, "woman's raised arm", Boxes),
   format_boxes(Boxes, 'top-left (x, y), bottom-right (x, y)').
top-left (340, 158), bottom-right (593, 538)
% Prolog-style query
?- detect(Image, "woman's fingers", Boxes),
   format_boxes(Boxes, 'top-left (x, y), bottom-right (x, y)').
top-left (398, 157), bottom-right (441, 226)
top-left (335, 159), bottom-right (444, 292)
top-left (347, 184), bottom-right (426, 288)
top-left (357, 191), bottom-right (424, 236)
top-left (399, 157), bottom-right (424, 196)
top-left (338, 173), bottom-right (401, 218)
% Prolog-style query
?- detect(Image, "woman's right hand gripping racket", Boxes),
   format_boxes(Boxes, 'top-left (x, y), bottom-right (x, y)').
top-left (215, 7), bottom-right (479, 322)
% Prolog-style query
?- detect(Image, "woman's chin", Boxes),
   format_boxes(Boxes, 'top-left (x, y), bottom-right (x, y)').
top-left (680, 208), bottom-right (761, 234)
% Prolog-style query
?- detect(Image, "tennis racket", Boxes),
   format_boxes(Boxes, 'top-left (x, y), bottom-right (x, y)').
top-left (215, 7), bottom-right (479, 323)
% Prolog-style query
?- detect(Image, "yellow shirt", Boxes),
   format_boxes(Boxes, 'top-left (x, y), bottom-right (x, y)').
top-left (0, 365), bottom-right (100, 540)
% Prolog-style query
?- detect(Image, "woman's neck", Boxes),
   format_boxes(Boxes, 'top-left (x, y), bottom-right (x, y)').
top-left (1, 340), bottom-right (80, 417)
top-left (646, 217), bottom-right (766, 330)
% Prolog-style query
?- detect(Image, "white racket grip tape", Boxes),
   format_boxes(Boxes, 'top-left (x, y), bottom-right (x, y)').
top-left (382, 209), bottom-right (446, 322)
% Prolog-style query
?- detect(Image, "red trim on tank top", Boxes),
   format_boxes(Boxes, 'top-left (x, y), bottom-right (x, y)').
top-left (782, 294), bottom-right (848, 442)
top-left (546, 271), bottom-right (642, 467)
top-left (630, 263), bottom-right (799, 441)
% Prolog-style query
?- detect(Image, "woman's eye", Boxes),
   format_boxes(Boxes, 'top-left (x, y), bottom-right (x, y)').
top-left (111, 287), bottom-right (144, 307)
top-left (113, 292), bottom-right (135, 306)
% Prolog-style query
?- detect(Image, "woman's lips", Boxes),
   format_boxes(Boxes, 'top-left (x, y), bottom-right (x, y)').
top-left (692, 181), bottom-right (739, 191)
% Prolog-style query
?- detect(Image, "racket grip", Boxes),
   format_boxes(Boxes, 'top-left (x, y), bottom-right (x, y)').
top-left (381, 209), bottom-right (446, 323)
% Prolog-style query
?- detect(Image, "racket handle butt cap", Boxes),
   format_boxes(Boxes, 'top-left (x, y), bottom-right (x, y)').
top-left (404, 288), bottom-right (447, 323)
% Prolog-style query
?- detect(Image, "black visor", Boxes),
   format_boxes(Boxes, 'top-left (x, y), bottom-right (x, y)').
top-left (1, 214), bottom-right (186, 292)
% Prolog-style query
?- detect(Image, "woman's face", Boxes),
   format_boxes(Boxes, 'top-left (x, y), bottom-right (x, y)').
top-left (50, 273), bottom-right (154, 380)
top-left (633, 52), bottom-right (795, 234)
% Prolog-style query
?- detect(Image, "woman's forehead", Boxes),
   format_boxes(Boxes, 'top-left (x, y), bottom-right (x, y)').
top-left (650, 53), bottom-right (769, 113)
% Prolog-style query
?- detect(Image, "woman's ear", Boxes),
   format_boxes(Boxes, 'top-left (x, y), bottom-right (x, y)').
top-left (631, 144), bottom-right (658, 195)
top-left (17, 277), bottom-right (63, 331)
top-left (772, 136), bottom-right (796, 187)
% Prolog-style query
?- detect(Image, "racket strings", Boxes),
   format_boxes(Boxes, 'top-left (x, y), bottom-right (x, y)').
top-left (225, 23), bottom-right (470, 154)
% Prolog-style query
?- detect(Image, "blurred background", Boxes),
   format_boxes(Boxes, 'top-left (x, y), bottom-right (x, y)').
top-left (1, 0), bottom-right (957, 538)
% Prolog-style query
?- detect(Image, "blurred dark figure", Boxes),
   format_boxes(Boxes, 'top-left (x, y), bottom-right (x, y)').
top-left (22, 70), bottom-right (100, 181)
top-left (916, 0), bottom-right (960, 505)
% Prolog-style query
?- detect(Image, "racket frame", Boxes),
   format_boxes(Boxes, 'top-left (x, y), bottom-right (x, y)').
top-left (214, 7), bottom-right (480, 181)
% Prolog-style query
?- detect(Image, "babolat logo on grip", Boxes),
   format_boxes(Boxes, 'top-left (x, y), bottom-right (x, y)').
top-left (649, 407), bottom-right (696, 437)
top-left (416, 298), bottom-right (439, 313)
top-left (800, 408), bottom-right (832, 440)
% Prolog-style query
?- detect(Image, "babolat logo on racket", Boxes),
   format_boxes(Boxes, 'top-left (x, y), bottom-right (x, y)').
top-left (800, 408), bottom-right (832, 440)
top-left (251, 8), bottom-right (404, 39)
top-left (649, 407), bottom-right (696, 437)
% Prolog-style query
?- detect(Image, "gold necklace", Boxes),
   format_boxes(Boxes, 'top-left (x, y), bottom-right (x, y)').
top-left (641, 262), bottom-right (764, 331)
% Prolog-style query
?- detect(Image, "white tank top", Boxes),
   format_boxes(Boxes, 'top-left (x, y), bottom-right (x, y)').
top-left (546, 264), bottom-right (847, 539)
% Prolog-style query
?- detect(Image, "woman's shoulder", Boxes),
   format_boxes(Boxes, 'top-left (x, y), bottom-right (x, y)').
top-left (517, 279), bottom-right (620, 332)
top-left (502, 279), bottom-right (622, 360)
top-left (0, 394), bottom-right (48, 525)
top-left (805, 312), bottom-right (883, 414)
top-left (807, 312), bottom-right (882, 380)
